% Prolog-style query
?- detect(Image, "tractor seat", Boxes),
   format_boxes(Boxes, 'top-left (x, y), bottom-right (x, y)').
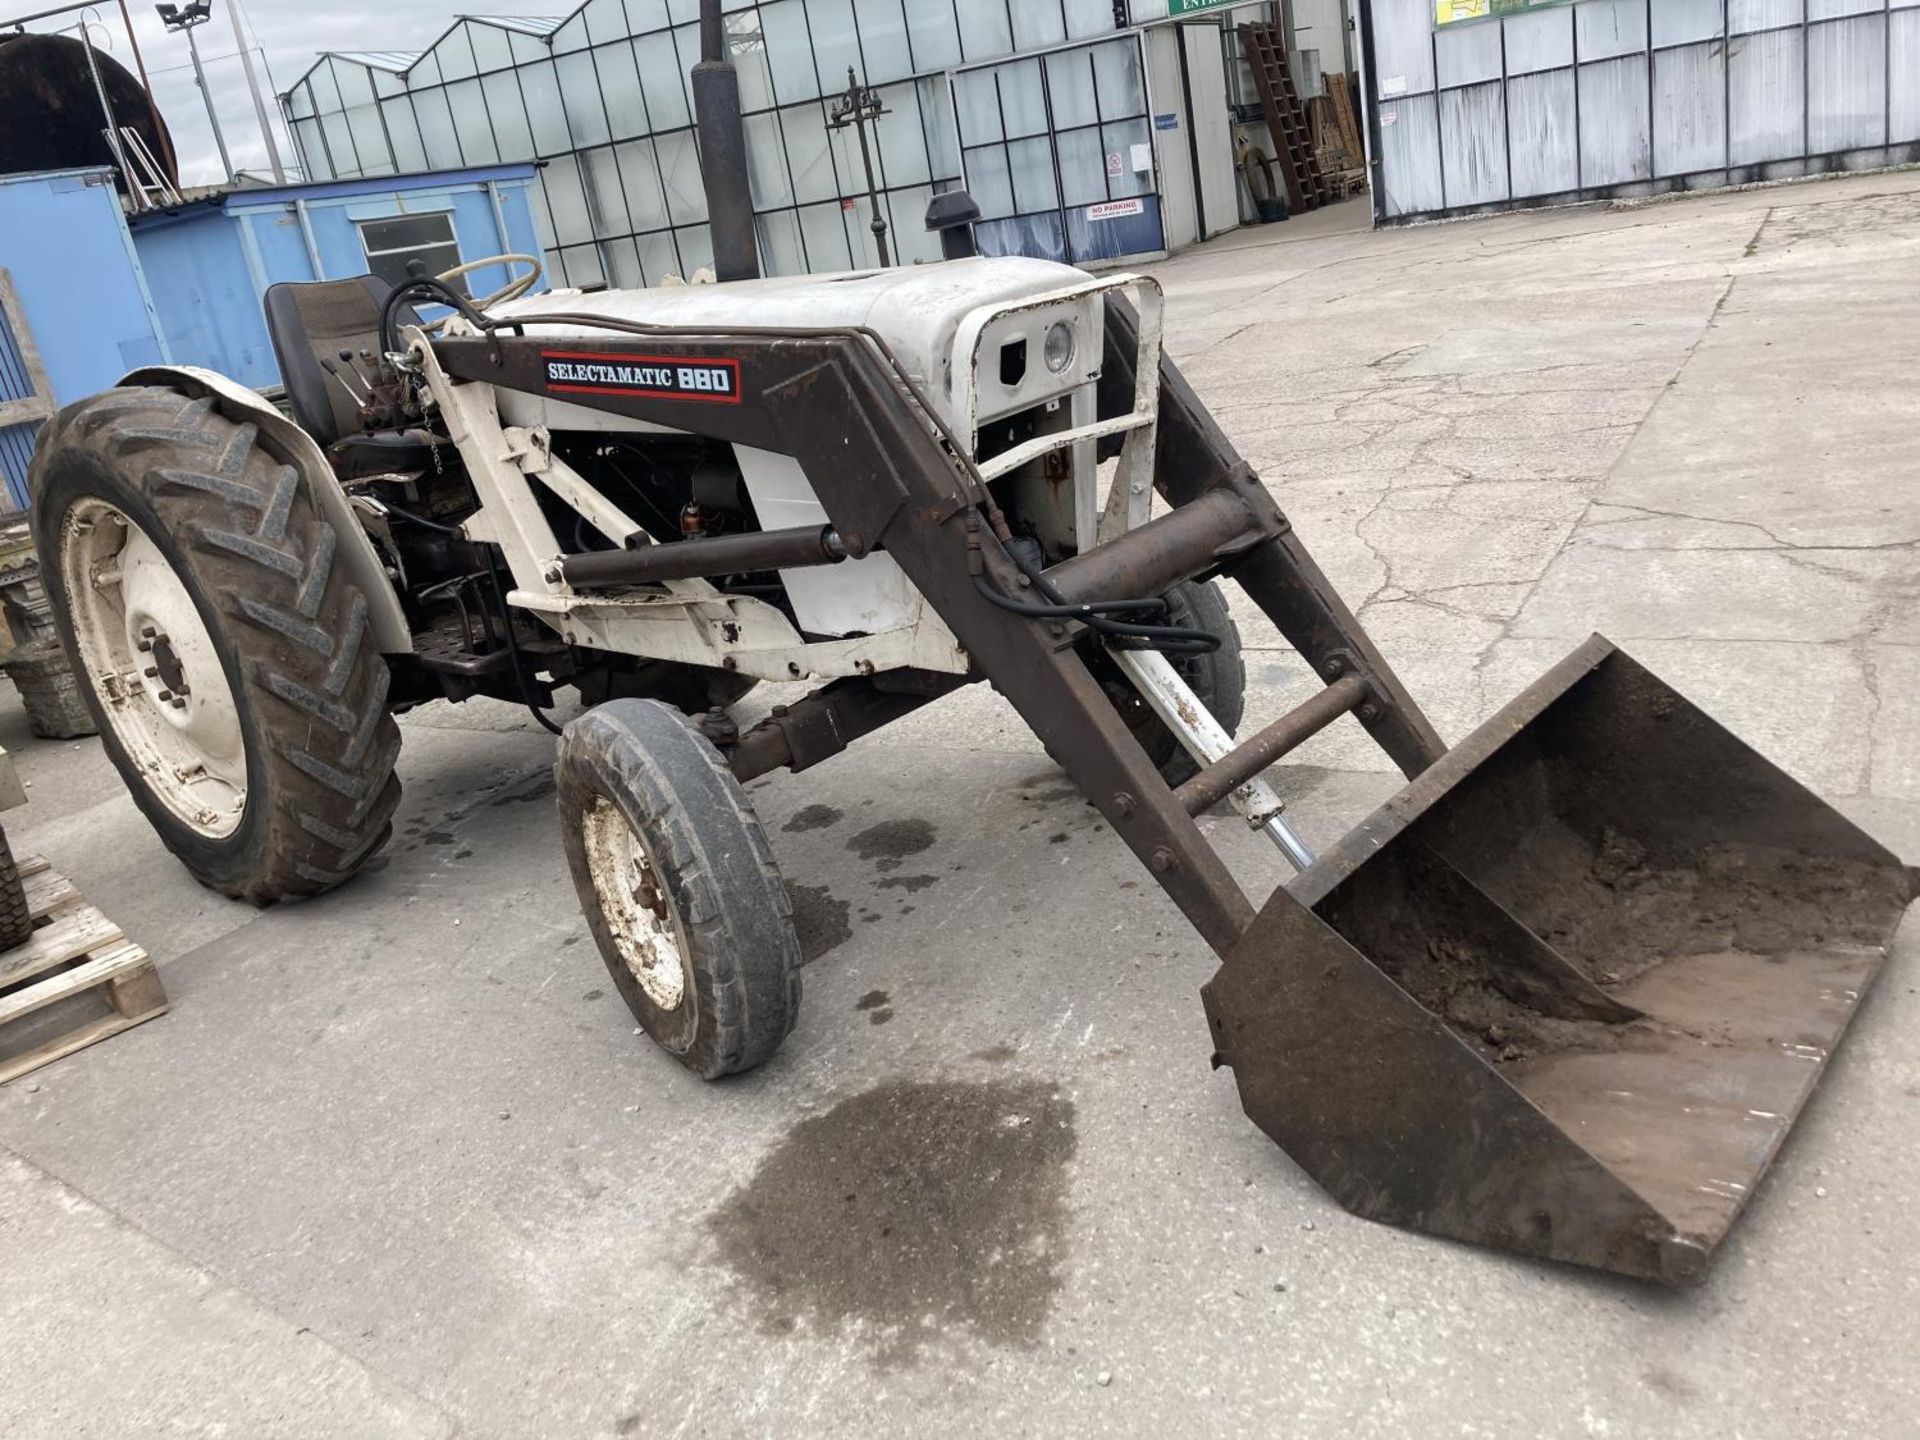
top-left (263, 275), bottom-right (436, 479)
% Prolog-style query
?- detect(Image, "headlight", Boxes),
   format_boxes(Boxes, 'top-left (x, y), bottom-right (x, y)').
top-left (1043, 320), bottom-right (1077, 374)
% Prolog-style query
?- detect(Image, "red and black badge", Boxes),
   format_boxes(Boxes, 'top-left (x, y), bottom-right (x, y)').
top-left (541, 350), bottom-right (742, 404)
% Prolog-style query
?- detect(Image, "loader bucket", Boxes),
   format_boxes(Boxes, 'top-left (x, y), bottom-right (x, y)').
top-left (1203, 635), bottom-right (1918, 1285)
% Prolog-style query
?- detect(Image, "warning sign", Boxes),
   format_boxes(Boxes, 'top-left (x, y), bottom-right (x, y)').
top-left (1435, 0), bottom-right (1573, 25)
top-left (1085, 198), bottom-right (1146, 223)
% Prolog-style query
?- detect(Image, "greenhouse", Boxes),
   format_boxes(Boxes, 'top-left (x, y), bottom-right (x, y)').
top-left (278, 0), bottom-right (1296, 287)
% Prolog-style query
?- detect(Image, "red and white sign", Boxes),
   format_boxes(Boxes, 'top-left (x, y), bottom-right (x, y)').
top-left (1105, 151), bottom-right (1124, 178)
top-left (1085, 198), bottom-right (1146, 223)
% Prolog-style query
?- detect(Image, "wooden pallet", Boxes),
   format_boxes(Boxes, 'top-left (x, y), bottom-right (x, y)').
top-left (1324, 72), bottom-right (1367, 174)
top-left (0, 855), bottom-right (166, 1085)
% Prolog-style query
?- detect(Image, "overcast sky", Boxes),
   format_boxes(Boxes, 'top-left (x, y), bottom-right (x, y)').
top-left (30, 0), bottom-right (476, 186)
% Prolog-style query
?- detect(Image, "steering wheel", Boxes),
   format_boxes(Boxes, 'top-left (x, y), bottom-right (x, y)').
top-left (434, 253), bottom-right (544, 312)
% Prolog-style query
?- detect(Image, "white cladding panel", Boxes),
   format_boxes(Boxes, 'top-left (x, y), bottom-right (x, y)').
top-left (733, 448), bottom-right (929, 640)
top-left (1507, 68), bottom-right (1580, 197)
top-left (1360, 0), bottom-right (1907, 219)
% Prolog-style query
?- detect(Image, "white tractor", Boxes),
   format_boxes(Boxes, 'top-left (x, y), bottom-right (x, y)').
top-left (26, 3), bottom-right (1916, 1286)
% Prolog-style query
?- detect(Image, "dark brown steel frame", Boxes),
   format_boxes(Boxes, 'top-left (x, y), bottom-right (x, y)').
top-left (435, 297), bottom-right (1444, 961)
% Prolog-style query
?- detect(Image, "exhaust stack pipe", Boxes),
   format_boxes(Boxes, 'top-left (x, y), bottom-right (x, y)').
top-left (692, 0), bottom-right (759, 282)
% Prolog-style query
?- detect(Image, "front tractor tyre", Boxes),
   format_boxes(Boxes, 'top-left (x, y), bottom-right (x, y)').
top-left (557, 700), bottom-right (801, 1079)
top-left (30, 387), bottom-right (402, 903)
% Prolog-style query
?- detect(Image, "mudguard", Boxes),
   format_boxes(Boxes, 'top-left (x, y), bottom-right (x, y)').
top-left (116, 364), bottom-right (413, 655)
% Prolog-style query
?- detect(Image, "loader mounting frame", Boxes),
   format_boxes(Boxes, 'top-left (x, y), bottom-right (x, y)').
top-left (433, 297), bottom-right (1437, 958)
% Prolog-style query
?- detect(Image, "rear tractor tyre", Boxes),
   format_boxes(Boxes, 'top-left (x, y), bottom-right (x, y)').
top-left (30, 387), bottom-right (402, 902)
top-left (557, 699), bottom-right (801, 1080)
top-left (0, 826), bottom-right (33, 952)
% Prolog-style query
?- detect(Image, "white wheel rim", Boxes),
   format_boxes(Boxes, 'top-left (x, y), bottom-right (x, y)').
top-left (59, 499), bottom-right (248, 839)
top-left (581, 794), bottom-right (687, 1011)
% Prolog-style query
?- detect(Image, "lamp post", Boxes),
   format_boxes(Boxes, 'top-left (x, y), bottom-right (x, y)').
top-left (155, 0), bottom-right (231, 184)
top-left (828, 67), bottom-right (890, 268)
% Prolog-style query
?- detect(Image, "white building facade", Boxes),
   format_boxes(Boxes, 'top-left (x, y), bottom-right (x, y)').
top-left (1357, 0), bottom-right (1920, 222)
top-left (281, 1), bottom-right (1328, 287)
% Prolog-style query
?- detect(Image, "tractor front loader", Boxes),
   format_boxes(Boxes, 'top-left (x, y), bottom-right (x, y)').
top-left (26, 3), bottom-right (1915, 1287)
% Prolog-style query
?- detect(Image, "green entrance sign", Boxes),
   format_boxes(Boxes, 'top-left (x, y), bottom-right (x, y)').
top-left (1168, 0), bottom-right (1245, 16)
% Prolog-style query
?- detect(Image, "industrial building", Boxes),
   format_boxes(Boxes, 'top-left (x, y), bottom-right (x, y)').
top-left (1357, 0), bottom-right (1919, 221)
top-left (283, 0), bottom-right (1920, 267)
top-left (278, 1), bottom-right (1354, 286)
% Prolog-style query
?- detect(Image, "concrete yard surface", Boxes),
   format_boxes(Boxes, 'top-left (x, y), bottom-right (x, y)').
top-left (3, 170), bottom-right (1919, 1438)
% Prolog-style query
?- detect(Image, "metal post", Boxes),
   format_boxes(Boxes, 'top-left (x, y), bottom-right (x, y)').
top-left (73, 19), bottom-right (139, 206)
top-left (183, 23), bottom-right (232, 181)
top-left (829, 66), bottom-right (891, 268)
top-left (224, 0), bottom-right (285, 181)
top-left (113, 0), bottom-right (176, 181)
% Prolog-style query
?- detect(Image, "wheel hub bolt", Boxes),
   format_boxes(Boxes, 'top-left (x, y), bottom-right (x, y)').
top-left (149, 634), bottom-right (190, 698)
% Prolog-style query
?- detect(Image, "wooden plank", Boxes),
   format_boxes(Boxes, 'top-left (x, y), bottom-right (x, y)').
top-left (0, 904), bottom-right (126, 991)
top-left (0, 857), bottom-right (167, 1085)
top-left (0, 268), bottom-right (54, 422)
top-left (22, 866), bottom-right (80, 919)
top-left (0, 396), bottom-right (52, 428)
top-left (1327, 73), bottom-right (1366, 170)
top-left (0, 1003), bottom-right (164, 1087)
top-left (0, 942), bottom-right (147, 1026)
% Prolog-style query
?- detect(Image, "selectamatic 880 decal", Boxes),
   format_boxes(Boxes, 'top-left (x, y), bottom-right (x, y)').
top-left (541, 350), bottom-right (743, 404)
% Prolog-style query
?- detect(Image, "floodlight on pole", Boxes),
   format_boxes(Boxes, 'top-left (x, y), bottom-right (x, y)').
top-left (155, 0), bottom-right (231, 185)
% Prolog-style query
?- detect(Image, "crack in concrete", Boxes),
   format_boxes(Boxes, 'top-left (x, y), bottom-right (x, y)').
top-left (1468, 267), bottom-right (1745, 697)
top-left (1582, 504), bottom-right (1920, 560)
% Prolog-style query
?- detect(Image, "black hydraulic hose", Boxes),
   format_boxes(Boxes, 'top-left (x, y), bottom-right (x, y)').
top-left (380, 277), bottom-right (491, 357)
top-left (383, 507), bottom-right (461, 536)
top-left (1007, 534), bottom-right (1219, 656)
top-left (962, 508), bottom-right (1217, 654)
top-left (483, 546), bottom-right (566, 737)
top-left (386, 511), bottom-right (566, 735)
top-left (970, 576), bottom-right (1171, 623)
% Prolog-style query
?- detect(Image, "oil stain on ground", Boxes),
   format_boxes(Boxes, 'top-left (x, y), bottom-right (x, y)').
top-left (788, 883), bottom-right (851, 963)
top-left (845, 818), bottom-right (937, 874)
top-left (783, 804), bottom-right (844, 834)
top-left (708, 1079), bottom-right (1076, 1364)
top-left (489, 772), bottom-right (557, 806)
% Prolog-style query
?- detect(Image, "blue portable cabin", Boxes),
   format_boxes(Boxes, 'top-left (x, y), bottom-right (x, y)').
top-left (127, 162), bottom-right (548, 393)
top-left (0, 168), bottom-right (170, 511)
top-left (0, 160), bottom-right (548, 512)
